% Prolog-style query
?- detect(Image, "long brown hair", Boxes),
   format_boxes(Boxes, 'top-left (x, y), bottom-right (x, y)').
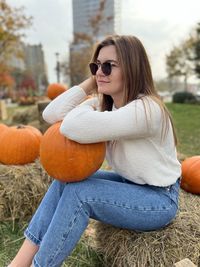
top-left (91, 35), bottom-right (177, 145)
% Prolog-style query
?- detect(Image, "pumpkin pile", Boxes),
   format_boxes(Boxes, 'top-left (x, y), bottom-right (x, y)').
top-left (40, 121), bottom-right (106, 182)
top-left (180, 155), bottom-right (200, 194)
top-left (47, 83), bottom-right (67, 100)
top-left (0, 121), bottom-right (106, 182)
top-left (0, 123), bottom-right (42, 165)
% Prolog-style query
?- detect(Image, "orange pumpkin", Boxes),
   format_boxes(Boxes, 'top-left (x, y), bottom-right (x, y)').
top-left (40, 122), bottom-right (106, 182)
top-left (0, 123), bottom-right (8, 135)
top-left (47, 83), bottom-right (67, 100)
top-left (181, 155), bottom-right (200, 194)
top-left (25, 125), bottom-right (43, 143)
top-left (0, 125), bottom-right (42, 165)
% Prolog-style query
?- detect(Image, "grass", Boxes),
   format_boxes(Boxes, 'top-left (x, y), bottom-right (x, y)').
top-left (0, 222), bottom-right (26, 266)
top-left (0, 102), bottom-right (200, 266)
top-left (0, 221), bottom-right (103, 267)
top-left (166, 103), bottom-right (200, 157)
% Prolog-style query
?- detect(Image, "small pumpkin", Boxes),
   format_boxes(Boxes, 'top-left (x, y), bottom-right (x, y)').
top-left (180, 155), bottom-right (200, 194)
top-left (40, 122), bottom-right (106, 182)
top-left (0, 125), bottom-right (42, 165)
top-left (47, 83), bottom-right (67, 100)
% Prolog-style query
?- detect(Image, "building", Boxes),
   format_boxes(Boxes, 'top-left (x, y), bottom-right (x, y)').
top-left (72, 0), bottom-right (121, 41)
top-left (69, 0), bottom-right (121, 85)
top-left (8, 53), bottom-right (25, 72)
top-left (23, 44), bottom-right (48, 93)
top-left (7, 43), bottom-right (48, 96)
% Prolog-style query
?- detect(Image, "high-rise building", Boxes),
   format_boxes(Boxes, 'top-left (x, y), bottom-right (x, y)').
top-left (69, 0), bottom-right (121, 85)
top-left (72, 0), bottom-right (121, 41)
top-left (23, 44), bottom-right (48, 92)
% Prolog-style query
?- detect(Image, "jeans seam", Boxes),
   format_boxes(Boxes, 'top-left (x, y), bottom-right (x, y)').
top-left (33, 258), bottom-right (40, 267)
top-left (74, 190), bottom-right (90, 216)
top-left (24, 228), bottom-right (41, 246)
top-left (46, 196), bottom-right (86, 266)
top-left (84, 199), bottom-right (173, 211)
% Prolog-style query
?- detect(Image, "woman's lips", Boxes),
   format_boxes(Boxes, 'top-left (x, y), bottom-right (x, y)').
top-left (97, 80), bottom-right (109, 84)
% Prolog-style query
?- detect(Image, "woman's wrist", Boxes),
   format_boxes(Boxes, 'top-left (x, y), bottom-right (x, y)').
top-left (78, 77), bottom-right (96, 95)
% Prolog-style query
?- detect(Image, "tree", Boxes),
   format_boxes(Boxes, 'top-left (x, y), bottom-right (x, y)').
top-left (0, 1), bottom-right (32, 99)
top-left (0, 71), bottom-right (15, 98)
top-left (165, 36), bottom-right (195, 90)
top-left (193, 22), bottom-right (200, 79)
top-left (155, 78), bottom-right (173, 92)
top-left (0, 0), bottom-right (32, 67)
top-left (66, 47), bottom-right (91, 85)
top-left (20, 73), bottom-right (36, 91)
top-left (0, 73), bottom-right (14, 87)
top-left (0, 57), bottom-right (15, 99)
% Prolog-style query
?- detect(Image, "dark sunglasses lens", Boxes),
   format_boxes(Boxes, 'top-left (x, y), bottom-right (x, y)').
top-left (89, 62), bottom-right (112, 76)
top-left (89, 63), bottom-right (98, 75)
top-left (102, 62), bottom-right (112, 76)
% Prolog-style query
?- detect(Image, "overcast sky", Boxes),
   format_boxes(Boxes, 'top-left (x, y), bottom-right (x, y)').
top-left (7, 0), bottom-right (200, 83)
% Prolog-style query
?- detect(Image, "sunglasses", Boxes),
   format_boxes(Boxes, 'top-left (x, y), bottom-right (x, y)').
top-left (89, 61), bottom-right (113, 76)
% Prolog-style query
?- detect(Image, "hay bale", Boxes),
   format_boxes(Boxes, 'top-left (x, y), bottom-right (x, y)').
top-left (28, 119), bottom-right (41, 130)
top-left (11, 105), bottom-right (39, 125)
top-left (0, 160), bottom-right (52, 223)
top-left (92, 190), bottom-right (200, 267)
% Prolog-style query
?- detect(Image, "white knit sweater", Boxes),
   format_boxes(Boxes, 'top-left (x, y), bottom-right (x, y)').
top-left (43, 86), bottom-right (181, 186)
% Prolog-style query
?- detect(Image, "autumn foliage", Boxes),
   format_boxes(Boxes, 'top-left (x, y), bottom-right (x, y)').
top-left (0, 0), bottom-right (32, 61)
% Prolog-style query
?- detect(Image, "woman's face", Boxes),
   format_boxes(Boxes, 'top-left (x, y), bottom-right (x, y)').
top-left (95, 45), bottom-right (124, 108)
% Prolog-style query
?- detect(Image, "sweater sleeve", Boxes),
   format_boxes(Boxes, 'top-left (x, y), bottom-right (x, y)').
top-left (60, 97), bottom-right (163, 144)
top-left (42, 86), bottom-right (87, 124)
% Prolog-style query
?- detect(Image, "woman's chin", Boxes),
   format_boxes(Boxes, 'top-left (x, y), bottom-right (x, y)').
top-left (97, 87), bottom-right (109, 95)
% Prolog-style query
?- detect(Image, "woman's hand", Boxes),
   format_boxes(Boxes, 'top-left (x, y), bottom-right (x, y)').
top-left (79, 77), bottom-right (97, 95)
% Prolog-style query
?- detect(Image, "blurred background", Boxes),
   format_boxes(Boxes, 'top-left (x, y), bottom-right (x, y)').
top-left (1, 0), bottom-right (200, 104)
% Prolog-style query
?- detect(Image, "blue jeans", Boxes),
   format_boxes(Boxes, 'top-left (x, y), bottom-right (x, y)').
top-left (24, 170), bottom-right (180, 267)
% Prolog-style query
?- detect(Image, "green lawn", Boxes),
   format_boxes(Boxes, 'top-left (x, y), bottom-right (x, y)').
top-left (0, 221), bottom-right (103, 267)
top-left (166, 103), bottom-right (200, 157)
top-left (0, 102), bottom-right (200, 266)
top-left (0, 222), bottom-right (26, 266)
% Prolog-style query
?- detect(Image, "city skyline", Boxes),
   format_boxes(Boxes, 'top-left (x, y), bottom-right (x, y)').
top-left (6, 0), bottom-right (200, 83)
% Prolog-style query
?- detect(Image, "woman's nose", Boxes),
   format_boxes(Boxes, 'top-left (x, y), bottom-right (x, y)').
top-left (96, 65), bottom-right (105, 76)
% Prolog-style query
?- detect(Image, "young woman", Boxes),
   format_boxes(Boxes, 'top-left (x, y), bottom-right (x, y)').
top-left (9, 35), bottom-right (181, 267)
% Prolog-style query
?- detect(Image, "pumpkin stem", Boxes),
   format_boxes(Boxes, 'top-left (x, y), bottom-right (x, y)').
top-left (17, 124), bottom-right (26, 129)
